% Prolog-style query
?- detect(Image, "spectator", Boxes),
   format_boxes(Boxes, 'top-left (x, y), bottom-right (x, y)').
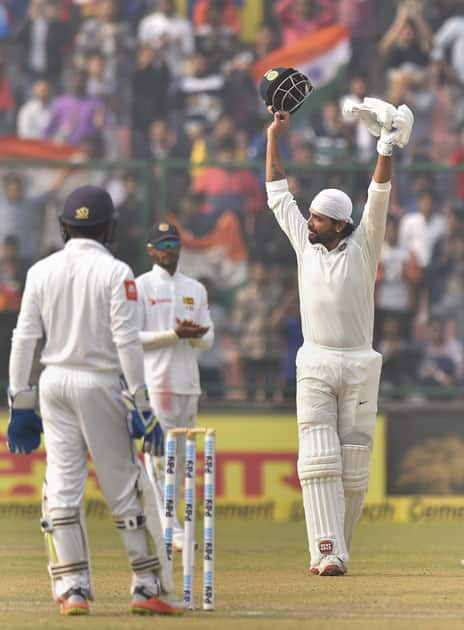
top-left (399, 190), bottom-right (447, 268)
top-left (12, 0), bottom-right (71, 90)
top-left (375, 214), bottom-right (422, 342)
top-left (74, 0), bottom-right (134, 87)
top-left (427, 203), bottom-right (464, 332)
top-left (0, 47), bottom-right (15, 134)
top-left (137, 0), bottom-right (194, 77)
top-left (197, 276), bottom-right (228, 400)
top-left (274, 0), bottom-right (337, 47)
top-left (418, 316), bottom-right (463, 388)
top-left (377, 315), bottom-right (417, 393)
top-left (270, 284), bottom-right (303, 401)
top-left (115, 172), bottom-right (145, 274)
top-left (339, 74), bottom-right (376, 162)
top-left (0, 234), bottom-right (27, 311)
top-left (0, 170), bottom-right (67, 260)
top-left (223, 51), bottom-right (261, 134)
top-left (43, 70), bottom-right (106, 146)
top-left (193, 137), bottom-right (265, 237)
top-left (251, 22), bottom-right (281, 61)
top-left (431, 9), bottom-right (464, 131)
top-left (86, 53), bottom-right (114, 99)
top-left (193, 0), bottom-right (241, 37)
top-left (176, 50), bottom-right (225, 132)
top-left (16, 78), bottom-right (51, 139)
top-left (147, 118), bottom-right (191, 206)
top-left (131, 44), bottom-right (171, 158)
top-left (0, 234), bottom-right (28, 385)
top-left (379, 1), bottom-right (432, 73)
top-left (310, 99), bottom-right (351, 165)
top-left (387, 66), bottom-right (435, 160)
top-left (233, 260), bottom-right (283, 401)
top-left (449, 124), bottom-right (464, 201)
top-left (194, 1), bottom-right (238, 72)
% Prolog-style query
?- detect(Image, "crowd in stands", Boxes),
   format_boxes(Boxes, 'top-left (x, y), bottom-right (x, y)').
top-left (1, 0), bottom-right (464, 402)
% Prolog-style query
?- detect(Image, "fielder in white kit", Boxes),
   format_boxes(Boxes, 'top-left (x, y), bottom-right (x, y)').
top-left (7, 186), bottom-right (182, 616)
top-left (266, 101), bottom-right (413, 575)
top-left (136, 222), bottom-right (214, 549)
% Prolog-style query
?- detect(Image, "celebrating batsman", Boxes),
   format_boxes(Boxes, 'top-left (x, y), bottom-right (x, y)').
top-left (265, 98), bottom-right (413, 575)
top-left (7, 186), bottom-right (181, 616)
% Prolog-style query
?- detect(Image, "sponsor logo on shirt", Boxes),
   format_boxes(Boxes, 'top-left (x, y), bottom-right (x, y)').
top-left (124, 280), bottom-right (138, 301)
top-left (183, 296), bottom-right (194, 305)
top-left (148, 298), bottom-right (172, 306)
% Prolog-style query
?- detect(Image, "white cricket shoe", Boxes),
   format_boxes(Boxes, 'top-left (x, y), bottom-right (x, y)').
top-left (312, 555), bottom-right (347, 576)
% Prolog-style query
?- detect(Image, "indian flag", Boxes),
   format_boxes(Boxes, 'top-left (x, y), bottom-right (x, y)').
top-left (251, 25), bottom-right (351, 112)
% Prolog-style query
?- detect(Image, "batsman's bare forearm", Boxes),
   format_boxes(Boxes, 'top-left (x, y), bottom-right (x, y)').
top-left (373, 154), bottom-right (392, 184)
top-left (266, 131), bottom-right (286, 182)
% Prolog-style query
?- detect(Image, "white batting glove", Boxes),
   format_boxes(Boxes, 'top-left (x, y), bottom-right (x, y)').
top-left (342, 97), bottom-right (397, 137)
top-left (376, 104), bottom-right (414, 156)
top-left (392, 104), bottom-right (414, 149)
top-left (376, 127), bottom-right (397, 156)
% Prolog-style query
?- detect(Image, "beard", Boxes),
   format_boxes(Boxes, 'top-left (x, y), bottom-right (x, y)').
top-left (308, 228), bottom-right (338, 245)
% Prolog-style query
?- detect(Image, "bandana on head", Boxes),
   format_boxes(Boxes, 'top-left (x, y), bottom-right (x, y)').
top-left (310, 188), bottom-right (353, 224)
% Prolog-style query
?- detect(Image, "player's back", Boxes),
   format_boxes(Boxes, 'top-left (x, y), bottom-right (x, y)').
top-left (27, 238), bottom-right (138, 373)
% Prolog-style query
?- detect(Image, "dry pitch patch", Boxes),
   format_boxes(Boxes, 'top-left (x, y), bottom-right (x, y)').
top-left (1, 517), bottom-right (464, 629)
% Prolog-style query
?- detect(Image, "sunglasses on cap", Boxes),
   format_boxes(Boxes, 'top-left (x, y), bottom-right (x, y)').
top-left (151, 238), bottom-right (180, 251)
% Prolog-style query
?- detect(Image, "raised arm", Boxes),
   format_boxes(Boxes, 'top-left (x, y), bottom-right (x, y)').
top-left (265, 110), bottom-right (307, 252)
top-left (266, 110), bottom-right (290, 182)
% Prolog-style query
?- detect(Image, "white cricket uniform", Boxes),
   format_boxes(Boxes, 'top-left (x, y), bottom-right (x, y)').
top-left (136, 265), bottom-right (214, 526)
top-left (9, 238), bottom-right (159, 598)
top-left (266, 178), bottom-right (391, 568)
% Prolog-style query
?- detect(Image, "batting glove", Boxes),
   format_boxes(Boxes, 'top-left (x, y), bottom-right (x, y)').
top-left (342, 97), bottom-right (397, 137)
top-left (392, 104), bottom-right (414, 149)
top-left (377, 126), bottom-right (397, 156)
top-left (7, 388), bottom-right (43, 454)
top-left (122, 385), bottom-right (158, 440)
top-left (142, 422), bottom-right (165, 457)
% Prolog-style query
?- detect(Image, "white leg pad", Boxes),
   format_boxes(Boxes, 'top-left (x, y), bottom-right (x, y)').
top-left (113, 511), bottom-right (162, 595)
top-left (41, 498), bottom-right (94, 601)
top-left (342, 444), bottom-right (371, 551)
top-left (298, 424), bottom-right (347, 567)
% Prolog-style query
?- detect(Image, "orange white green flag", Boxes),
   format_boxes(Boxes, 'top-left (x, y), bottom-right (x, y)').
top-left (251, 25), bottom-right (351, 110)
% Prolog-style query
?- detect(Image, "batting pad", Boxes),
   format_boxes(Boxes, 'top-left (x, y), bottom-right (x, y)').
top-left (41, 500), bottom-right (94, 601)
top-left (298, 424), bottom-right (347, 567)
top-left (342, 444), bottom-right (370, 551)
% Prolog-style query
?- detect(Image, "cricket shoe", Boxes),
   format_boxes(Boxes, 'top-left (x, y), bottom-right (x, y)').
top-left (58, 587), bottom-right (90, 616)
top-left (311, 556), bottom-right (347, 576)
top-left (130, 586), bottom-right (185, 616)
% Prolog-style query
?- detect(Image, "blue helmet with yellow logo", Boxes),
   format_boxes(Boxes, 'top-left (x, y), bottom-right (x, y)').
top-left (259, 67), bottom-right (313, 115)
top-left (60, 185), bottom-right (115, 227)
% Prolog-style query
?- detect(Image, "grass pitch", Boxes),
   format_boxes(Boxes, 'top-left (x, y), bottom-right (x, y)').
top-left (2, 516), bottom-right (464, 629)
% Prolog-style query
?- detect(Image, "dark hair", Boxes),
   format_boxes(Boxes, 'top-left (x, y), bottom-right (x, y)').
top-left (331, 219), bottom-right (355, 239)
top-left (65, 223), bottom-right (110, 240)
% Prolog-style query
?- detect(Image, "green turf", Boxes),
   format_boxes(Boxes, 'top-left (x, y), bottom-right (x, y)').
top-left (2, 516), bottom-right (464, 629)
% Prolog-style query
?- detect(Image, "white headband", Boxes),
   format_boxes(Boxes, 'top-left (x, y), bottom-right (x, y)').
top-left (310, 188), bottom-right (353, 224)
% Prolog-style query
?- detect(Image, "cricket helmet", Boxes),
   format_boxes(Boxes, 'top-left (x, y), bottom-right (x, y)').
top-left (60, 185), bottom-right (115, 227)
top-left (259, 67), bottom-right (313, 115)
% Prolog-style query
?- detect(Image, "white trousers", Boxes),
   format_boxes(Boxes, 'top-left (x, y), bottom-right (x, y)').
top-left (296, 345), bottom-right (382, 567)
top-left (296, 345), bottom-right (382, 447)
top-left (39, 366), bottom-right (157, 597)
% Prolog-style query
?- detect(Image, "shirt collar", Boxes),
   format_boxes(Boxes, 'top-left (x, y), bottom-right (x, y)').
top-left (151, 263), bottom-right (178, 280)
top-left (311, 237), bottom-right (349, 254)
top-left (64, 238), bottom-right (110, 254)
